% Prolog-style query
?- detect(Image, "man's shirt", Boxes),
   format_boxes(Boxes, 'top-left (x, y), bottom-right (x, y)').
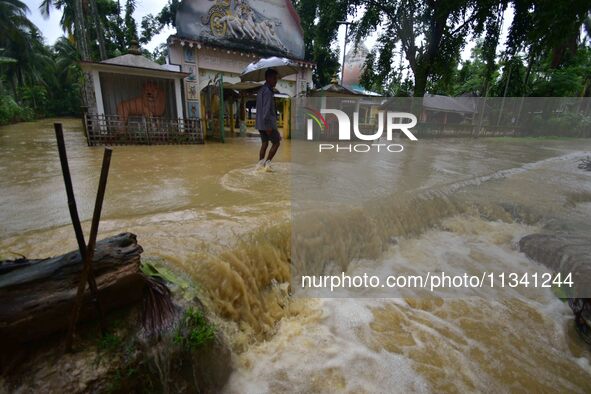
top-left (255, 83), bottom-right (277, 131)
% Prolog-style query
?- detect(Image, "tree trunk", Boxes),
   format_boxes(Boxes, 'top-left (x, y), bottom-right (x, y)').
top-left (524, 51), bottom-right (536, 94)
top-left (73, 0), bottom-right (90, 61)
top-left (89, 0), bottom-right (108, 60)
top-left (0, 233), bottom-right (145, 345)
top-left (413, 70), bottom-right (428, 98)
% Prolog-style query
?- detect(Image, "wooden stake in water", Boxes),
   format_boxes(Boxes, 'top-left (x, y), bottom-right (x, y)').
top-left (54, 123), bottom-right (110, 350)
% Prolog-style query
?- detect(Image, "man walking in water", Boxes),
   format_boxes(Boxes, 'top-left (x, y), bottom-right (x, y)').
top-left (255, 68), bottom-right (280, 171)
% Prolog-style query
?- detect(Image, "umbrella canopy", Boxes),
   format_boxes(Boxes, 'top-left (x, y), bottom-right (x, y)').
top-left (240, 57), bottom-right (299, 82)
top-left (226, 81), bottom-right (263, 90)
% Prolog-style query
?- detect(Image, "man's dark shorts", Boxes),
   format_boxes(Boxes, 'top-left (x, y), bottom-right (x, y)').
top-left (258, 129), bottom-right (281, 144)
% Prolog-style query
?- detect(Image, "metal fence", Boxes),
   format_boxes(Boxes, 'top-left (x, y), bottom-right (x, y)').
top-left (84, 114), bottom-right (205, 146)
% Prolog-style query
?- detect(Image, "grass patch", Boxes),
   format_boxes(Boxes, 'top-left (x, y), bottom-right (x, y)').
top-left (97, 332), bottom-right (124, 353)
top-left (174, 308), bottom-right (215, 350)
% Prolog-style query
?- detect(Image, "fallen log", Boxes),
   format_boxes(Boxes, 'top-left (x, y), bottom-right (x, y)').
top-left (0, 232), bottom-right (145, 345)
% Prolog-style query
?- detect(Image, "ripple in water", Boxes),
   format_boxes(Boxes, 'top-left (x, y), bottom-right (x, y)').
top-left (220, 162), bottom-right (292, 196)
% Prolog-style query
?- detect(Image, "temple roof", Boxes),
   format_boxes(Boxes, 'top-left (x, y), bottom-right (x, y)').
top-left (80, 52), bottom-right (188, 79)
top-left (101, 54), bottom-right (166, 71)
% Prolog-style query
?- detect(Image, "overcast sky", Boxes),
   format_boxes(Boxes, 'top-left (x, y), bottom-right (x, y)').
top-left (24, 0), bottom-right (511, 69)
top-left (24, 0), bottom-right (174, 51)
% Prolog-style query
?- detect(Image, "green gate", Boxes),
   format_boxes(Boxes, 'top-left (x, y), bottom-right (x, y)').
top-left (206, 73), bottom-right (225, 143)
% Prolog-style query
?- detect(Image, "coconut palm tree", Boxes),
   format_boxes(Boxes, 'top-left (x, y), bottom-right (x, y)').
top-left (49, 36), bottom-right (83, 114)
top-left (39, 0), bottom-right (75, 34)
top-left (89, 0), bottom-right (107, 59)
top-left (0, 0), bottom-right (36, 45)
top-left (40, 0), bottom-right (93, 60)
top-left (54, 36), bottom-right (81, 84)
top-left (0, 0), bottom-right (51, 95)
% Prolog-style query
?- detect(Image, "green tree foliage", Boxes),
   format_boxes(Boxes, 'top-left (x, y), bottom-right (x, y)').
top-left (2, 0), bottom-right (173, 125)
top-left (492, 55), bottom-right (527, 97)
top-left (0, 0), bottom-right (159, 124)
top-left (507, 0), bottom-right (590, 67)
top-left (445, 41), bottom-right (499, 96)
top-left (40, 0), bottom-right (140, 58)
top-left (150, 43), bottom-right (169, 65)
top-left (351, 0), bottom-right (506, 97)
top-left (2, 0), bottom-right (591, 126)
top-left (1, 0), bottom-right (39, 94)
top-left (140, 0), bottom-right (179, 45)
top-left (1, 1), bottom-right (84, 123)
top-left (417, 39), bottom-right (590, 99)
top-left (294, 0), bottom-right (349, 86)
top-left (528, 48), bottom-right (591, 97)
top-left (49, 37), bottom-right (83, 115)
top-left (124, 0), bottom-right (138, 45)
top-left (360, 48), bottom-right (414, 96)
top-left (323, 0), bottom-right (590, 97)
top-left (39, 0), bottom-right (75, 35)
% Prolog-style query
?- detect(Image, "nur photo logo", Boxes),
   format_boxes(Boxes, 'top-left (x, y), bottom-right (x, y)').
top-left (304, 107), bottom-right (419, 153)
top-left (304, 107), bottom-right (329, 135)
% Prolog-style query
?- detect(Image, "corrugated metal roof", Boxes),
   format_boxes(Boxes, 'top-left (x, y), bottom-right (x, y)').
top-left (309, 82), bottom-right (380, 97)
top-left (101, 54), bottom-right (167, 71)
top-left (348, 84), bottom-right (381, 97)
top-left (423, 94), bottom-right (477, 113)
top-left (80, 54), bottom-right (189, 79)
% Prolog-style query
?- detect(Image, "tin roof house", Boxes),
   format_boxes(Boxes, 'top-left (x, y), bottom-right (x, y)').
top-left (80, 41), bottom-right (203, 145)
top-left (421, 94), bottom-right (478, 124)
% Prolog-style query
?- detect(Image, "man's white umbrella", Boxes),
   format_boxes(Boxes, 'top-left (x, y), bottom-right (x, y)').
top-left (240, 56), bottom-right (299, 82)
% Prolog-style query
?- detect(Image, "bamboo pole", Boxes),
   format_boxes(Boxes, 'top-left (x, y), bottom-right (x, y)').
top-left (54, 123), bottom-right (109, 350)
top-left (66, 145), bottom-right (112, 349)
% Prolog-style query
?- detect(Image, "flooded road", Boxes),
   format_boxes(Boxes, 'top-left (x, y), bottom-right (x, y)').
top-left (0, 118), bottom-right (289, 261)
top-left (2, 119), bottom-right (591, 392)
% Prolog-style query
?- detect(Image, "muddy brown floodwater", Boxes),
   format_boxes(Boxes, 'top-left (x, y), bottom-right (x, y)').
top-left (2, 118), bottom-right (591, 393)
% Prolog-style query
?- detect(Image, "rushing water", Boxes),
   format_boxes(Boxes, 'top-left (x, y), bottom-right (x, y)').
top-left (2, 119), bottom-right (591, 392)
